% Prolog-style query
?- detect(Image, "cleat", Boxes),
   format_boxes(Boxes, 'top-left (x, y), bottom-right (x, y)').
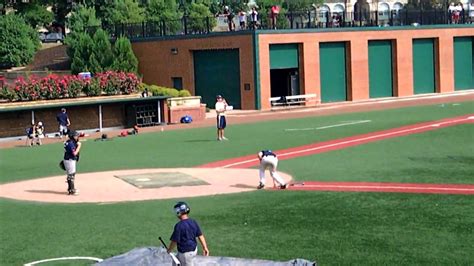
top-left (222, 137), bottom-right (228, 140)
top-left (280, 184), bottom-right (288, 189)
top-left (257, 183), bottom-right (265, 189)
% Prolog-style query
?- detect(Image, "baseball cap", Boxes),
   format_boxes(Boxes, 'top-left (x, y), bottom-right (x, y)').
top-left (216, 95), bottom-right (223, 98)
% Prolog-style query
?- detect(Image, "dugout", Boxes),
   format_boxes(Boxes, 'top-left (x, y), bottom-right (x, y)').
top-left (131, 24), bottom-right (473, 111)
top-left (0, 95), bottom-right (168, 139)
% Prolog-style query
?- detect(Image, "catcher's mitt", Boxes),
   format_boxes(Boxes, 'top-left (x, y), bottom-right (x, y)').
top-left (59, 160), bottom-right (66, 171)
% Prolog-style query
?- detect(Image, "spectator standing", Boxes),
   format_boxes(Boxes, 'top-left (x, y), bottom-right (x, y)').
top-left (250, 7), bottom-right (259, 29)
top-left (470, 3), bottom-right (474, 23)
top-left (270, 5), bottom-right (280, 29)
top-left (215, 95), bottom-right (228, 141)
top-left (239, 10), bottom-right (247, 30)
top-left (223, 6), bottom-right (235, 31)
top-left (56, 108), bottom-right (70, 138)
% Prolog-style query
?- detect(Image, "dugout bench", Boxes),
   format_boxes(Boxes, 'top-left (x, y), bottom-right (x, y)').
top-left (270, 94), bottom-right (318, 109)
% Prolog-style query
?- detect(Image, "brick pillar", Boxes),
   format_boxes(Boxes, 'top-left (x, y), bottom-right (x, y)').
top-left (349, 39), bottom-right (369, 100)
top-left (301, 42), bottom-right (320, 106)
top-left (395, 37), bottom-right (414, 97)
top-left (437, 35), bottom-right (455, 93)
top-left (259, 44), bottom-right (271, 110)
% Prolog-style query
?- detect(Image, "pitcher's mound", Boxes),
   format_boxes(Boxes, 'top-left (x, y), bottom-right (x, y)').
top-left (0, 168), bottom-right (292, 203)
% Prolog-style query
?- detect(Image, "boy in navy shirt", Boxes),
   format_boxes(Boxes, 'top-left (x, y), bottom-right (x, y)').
top-left (168, 202), bottom-right (209, 266)
top-left (56, 108), bottom-right (70, 138)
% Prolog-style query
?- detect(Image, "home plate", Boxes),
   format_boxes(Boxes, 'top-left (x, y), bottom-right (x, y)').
top-left (136, 178), bottom-right (151, 182)
top-left (468, 116), bottom-right (474, 120)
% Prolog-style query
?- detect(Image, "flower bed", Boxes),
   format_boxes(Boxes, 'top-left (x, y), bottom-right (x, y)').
top-left (0, 71), bottom-right (140, 102)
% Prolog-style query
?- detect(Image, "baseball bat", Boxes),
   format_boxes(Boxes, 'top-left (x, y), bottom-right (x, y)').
top-left (158, 237), bottom-right (168, 249)
top-left (159, 236), bottom-right (181, 265)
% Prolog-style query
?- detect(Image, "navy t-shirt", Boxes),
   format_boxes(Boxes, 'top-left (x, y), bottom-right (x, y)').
top-left (170, 218), bottom-right (202, 253)
top-left (64, 140), bottom-right (78, 160)
top-left (57, 112), bottom-right (69, 126)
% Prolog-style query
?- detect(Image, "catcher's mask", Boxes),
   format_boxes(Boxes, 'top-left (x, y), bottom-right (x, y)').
top-left (173, 202), bottom-right (190, 216)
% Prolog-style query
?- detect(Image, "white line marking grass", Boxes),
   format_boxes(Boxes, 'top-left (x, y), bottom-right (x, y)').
top-left (220, 117), bottom-right (469, 168)
top-left (24, 256), bottom-right (103, 265)
top-left (285, 120), bottom-right (371, 131)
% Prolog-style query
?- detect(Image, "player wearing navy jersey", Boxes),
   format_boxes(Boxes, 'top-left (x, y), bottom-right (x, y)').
top-left (168, 202), bottom-right (209, 266)
top-left (257, 150), bottom-right (287, 190)
top-left (63, 131), bottom-right (82, 195)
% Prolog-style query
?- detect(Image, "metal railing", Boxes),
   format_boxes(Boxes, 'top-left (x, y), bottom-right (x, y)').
top-left (94, 9), bottom-right (473, 39)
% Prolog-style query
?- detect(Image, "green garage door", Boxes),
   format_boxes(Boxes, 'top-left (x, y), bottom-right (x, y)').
top-left (270, 44), bottom-right (299, 69)
top-left (413, 39), bottom-right (436, 94)
top-left (369, 40), bottom-right (393, 98)
top-left (320, 42), bottom-right (347, 102)
top-left (454, 37), bottom-right (474, 90)
top-left (194, 49), bottom-right (241, 109)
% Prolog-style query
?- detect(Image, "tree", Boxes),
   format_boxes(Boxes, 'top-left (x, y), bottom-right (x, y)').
top-left (112, 37), bottom-right (138, 73)
top-left (93, 29), bottom-right (114, 72)
top-left (0, 14), bottom-right (40, 68)
top-left (19, 3), bottom-right (54, 28)
top-left (65, 4), bottom-right (102, 61)
top-left (146, 0), bottom-right (182, 34)
top-left (188, 2), bottom-right (216, 33)
top-left (67, 4), bottom-right (101, 34)
top-left (103, 0), bottom-right (146, 25)
top-left (70, 32), bottom-right (98, 74)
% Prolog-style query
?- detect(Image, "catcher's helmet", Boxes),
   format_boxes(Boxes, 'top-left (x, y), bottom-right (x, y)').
top-left (173, 202), bottom-right (190, 216)
top-left (68, 130), bottom-right (80, 139)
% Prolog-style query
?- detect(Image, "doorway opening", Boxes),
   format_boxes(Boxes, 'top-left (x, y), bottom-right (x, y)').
top-left (270, 68), bottom-right (300, 98)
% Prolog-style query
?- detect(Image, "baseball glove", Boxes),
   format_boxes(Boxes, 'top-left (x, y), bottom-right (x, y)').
top-left (59, 160), bottom-right (66, 171)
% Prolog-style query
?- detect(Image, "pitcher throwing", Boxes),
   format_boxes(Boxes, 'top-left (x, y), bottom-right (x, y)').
top-left (257, 150), bottom-right (287, 190)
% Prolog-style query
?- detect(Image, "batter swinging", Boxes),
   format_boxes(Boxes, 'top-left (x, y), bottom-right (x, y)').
top-left (257, 150), bottom-right (287, 190)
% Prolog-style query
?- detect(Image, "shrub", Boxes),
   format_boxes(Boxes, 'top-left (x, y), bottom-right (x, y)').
top-left (0, 86), bottom-right (16, 101)
top-left (178, 89), bottom-right (192, 97)
top-left (82, 78), bottom-right (102, 96)
top-left (2, 71), bottom-right (141, 102)
top-left (164, 88), bottom-right (180, 97)
top-left (63, 75), bottom-right (83, 98)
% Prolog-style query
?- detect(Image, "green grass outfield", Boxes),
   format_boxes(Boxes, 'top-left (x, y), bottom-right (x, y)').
top-left (0, 102), bottom-right (473, 265)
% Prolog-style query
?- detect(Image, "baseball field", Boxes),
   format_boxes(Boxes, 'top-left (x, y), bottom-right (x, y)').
top-left (1, 99), bottom-right (473, 265)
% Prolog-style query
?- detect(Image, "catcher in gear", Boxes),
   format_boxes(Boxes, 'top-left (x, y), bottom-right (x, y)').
top-left (62, 131), bottom-right (82, 195)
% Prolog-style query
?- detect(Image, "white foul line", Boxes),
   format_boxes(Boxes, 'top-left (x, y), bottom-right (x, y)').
top-left (24, 256), bottom-right (103, 265)
top-left (285, 120), bottom-right (371, 131)
top-left (295, 184), bottom-right (474, 192)
top-left (220, 117), bottom-right (470, 169)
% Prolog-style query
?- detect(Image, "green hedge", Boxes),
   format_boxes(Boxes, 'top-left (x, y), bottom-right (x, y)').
top-left (140, 83), bottom-right (192, 98)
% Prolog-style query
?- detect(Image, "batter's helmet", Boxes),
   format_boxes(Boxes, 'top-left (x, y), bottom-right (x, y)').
top-left (173, 202), bottom-right (190, 216)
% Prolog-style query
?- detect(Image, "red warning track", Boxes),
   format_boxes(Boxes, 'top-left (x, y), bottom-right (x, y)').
top-left (199, 115), bottom-right (474, 195)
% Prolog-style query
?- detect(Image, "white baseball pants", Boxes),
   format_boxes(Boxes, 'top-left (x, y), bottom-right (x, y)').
top-left (259, 156), bottom-right (285, 186)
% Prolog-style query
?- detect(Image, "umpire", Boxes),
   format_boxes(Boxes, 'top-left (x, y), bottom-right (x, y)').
top-left (63, 131), bottom-right (82, 195)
